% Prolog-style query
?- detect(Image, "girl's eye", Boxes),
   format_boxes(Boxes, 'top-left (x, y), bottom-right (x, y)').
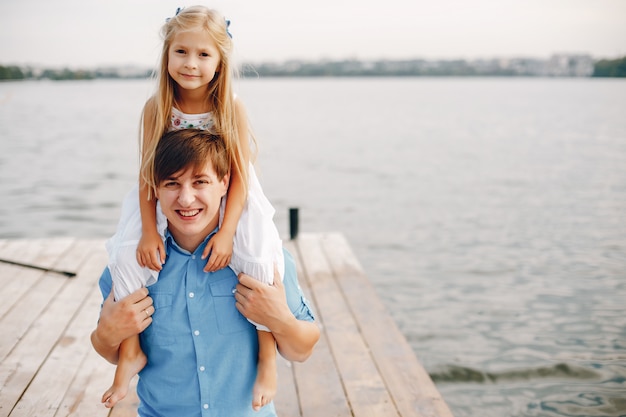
top-left (175, 49), bottom-right (185, 54)
top-left (163, 181), bottom-right (178, 187)
top-left (200, 52), bottom-right (209, 57)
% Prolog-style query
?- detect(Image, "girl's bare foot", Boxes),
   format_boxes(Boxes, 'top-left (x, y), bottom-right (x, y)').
top-left (102, 338), bottom-right (147, 408)
top-left (252, 358), bottom-right (277, 411)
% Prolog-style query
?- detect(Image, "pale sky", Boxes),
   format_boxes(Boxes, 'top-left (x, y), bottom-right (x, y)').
top-left (1, 0), bottom-right (625, 68)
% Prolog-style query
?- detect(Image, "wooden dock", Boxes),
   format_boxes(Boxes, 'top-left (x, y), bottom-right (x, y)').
top-left (0, 233), bottom-right (453, 417)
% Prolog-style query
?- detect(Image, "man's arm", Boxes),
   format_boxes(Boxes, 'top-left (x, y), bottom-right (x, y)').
top-left (235, 272), bottom-right (320, 362)
top-left (90, 285), bottom-right (154, 364)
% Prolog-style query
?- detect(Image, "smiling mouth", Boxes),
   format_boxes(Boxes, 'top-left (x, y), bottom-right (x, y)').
top-left (178, 209), bottom-right (201, 217)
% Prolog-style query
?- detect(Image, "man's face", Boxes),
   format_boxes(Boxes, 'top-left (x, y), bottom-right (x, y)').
top-left (156, 162), bottom-right (229, 252)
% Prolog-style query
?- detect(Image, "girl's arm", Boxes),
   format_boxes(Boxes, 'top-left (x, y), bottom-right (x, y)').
top-left (202, 98), bottom-right (251, 272)
top-left (136, 98), bottom-right (166, 271)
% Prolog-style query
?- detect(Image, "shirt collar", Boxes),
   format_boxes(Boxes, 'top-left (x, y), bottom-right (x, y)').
top-left (164, 227), bottom-right (219, 257)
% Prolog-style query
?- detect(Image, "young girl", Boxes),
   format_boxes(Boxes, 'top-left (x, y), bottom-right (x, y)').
top-left (103, 6), bottom-right (284, 412)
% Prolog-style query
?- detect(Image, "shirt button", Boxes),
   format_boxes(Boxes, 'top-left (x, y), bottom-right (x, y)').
top-left (192, 255), bottom-right (196, 259)
top-left (199, 366), bottom-right (205, 372)
top-left (189, 292), bottom-right (195, 298)
top-left (203, 404), bottom-right (209, 409)
top-left (194, 330), bottom-right (200, 336)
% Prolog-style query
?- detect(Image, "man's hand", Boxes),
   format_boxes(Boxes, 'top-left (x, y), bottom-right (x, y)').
top-left (234, 269), bottom-right (290, 330)
top-left (91, 286), bottom-right (153, 364)
top-left (234, 267), bottom-right (320, 362)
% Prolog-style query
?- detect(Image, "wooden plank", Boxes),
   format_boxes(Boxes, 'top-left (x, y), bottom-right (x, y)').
top-left (1, 238), bottom-right (75, 265)
top-left (55, 246), bottom-right (113, 417)
top-left (272, 239), bottom-right (301, 417)
top-left (59, 349), bottom-right (115, 417)
top-left (0, 240), bottom-right (101, 417)
top-left (275, 358), bottom-right (300, 417)
top-left (0, 235), bottom-right (453, 416)
top-left (274, 241), bottom-right (307, 417)
top-left (0, 238), bottom-right (77, 362)
top-left (286, 240), bottom-right (354, 417)
top-left (296, 234), bottom-right (397, 417)
top-left (0, 268), bottom-right (66, 363)
top-left (10, 244), bottom-right (108, 417)
top-left (0, 239), bottom-right (47, 318)
top-left (321, 233), bottom-right (454, 417)
top-left (0, 239), bottom-right (76, 320)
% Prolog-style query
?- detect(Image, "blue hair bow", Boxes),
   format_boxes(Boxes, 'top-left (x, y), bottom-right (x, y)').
top-left (225, 19), bottom-right (233, 39)
top-left (166, 7), bottom-right (183, 23)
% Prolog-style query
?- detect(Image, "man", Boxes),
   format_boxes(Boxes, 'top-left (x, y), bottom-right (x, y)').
top-left (91, 129), bottom-right (319, 416)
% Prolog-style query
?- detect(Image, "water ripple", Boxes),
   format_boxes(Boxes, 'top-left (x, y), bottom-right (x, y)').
top-left (430, 363), bottom-right (601, 384)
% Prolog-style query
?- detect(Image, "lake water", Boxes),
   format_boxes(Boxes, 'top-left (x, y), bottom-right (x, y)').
top-left (1, 77), bottom-right (625, 417)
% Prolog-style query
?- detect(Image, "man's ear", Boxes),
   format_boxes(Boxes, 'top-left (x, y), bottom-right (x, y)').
top-left (220, 172), bottom-right (230, 196)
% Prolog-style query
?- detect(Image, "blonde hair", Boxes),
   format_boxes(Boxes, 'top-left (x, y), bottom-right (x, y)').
top-left (140, 6), bottom-right (252, 198)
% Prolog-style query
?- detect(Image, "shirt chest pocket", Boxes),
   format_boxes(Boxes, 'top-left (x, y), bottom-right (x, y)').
top-left (210, 279), bottom-right (251, 334)
top-left (142, 292), bottom-right (175, 346)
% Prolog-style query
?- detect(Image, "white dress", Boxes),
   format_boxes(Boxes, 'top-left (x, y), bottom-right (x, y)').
top-left (106, 108), bottom-right (284, 327)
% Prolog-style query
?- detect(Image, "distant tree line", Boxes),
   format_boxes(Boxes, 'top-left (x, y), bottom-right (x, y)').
top-left (0, 65), bottom-right (30, 80)
top-left (2, 56), bottom-right (625, 80)
top-left (242, 60), bottom-right (521, 78)
top-left (592, 56), bottom-right (626, 77)
top-left (0, 65), bottom-right (151, 80)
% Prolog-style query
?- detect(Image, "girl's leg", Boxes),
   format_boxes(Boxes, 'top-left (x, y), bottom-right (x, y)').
top-left (101, 335), bottom-right (147, 408)
top-left (252, 330), bottom-right (278, 411)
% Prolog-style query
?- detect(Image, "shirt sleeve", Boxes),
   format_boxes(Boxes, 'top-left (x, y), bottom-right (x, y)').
top-left (282, 248), bottom-right (316, 322)
top-left (98, 267), bottom-right (113, 301)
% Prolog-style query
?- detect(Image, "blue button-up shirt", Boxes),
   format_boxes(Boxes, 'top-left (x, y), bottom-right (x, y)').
top-left (98, 229), bottom-right (315, 417)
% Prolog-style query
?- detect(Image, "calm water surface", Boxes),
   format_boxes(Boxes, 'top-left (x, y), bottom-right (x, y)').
top-left (1, 78), bottom-right (625, 417)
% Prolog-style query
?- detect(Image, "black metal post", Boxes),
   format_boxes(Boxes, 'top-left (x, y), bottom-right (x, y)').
top-left (289, 207), bottom-right (299, 240)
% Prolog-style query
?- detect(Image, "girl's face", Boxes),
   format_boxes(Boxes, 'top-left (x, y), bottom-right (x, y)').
top-left (168, 28), bottom-right (221, 93)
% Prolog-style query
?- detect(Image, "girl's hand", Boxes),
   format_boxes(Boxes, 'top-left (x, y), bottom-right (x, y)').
top-left (202, 230), bottom-right (233, 272)
top-left (137, 230), bottom-right (166, 271)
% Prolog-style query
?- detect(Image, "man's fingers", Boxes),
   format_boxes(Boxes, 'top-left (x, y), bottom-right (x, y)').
top-left (237, 272), bottom-right (257, 288)
top-left (125, 287), bottom-right (150, 304)
top-left (142, 305), bottom-right (155, 320)
top-left (104, 285), bottom-right (116, 304)
top-left (273, 266), bottom-right (283, 288)
top-left (136, 295), bottom-right (154, 313)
